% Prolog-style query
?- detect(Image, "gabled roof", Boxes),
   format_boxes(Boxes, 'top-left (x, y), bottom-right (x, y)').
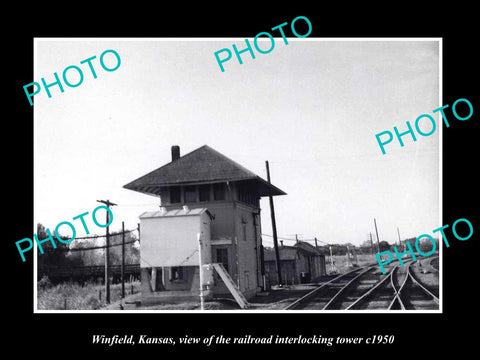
top-left (294, 241), bottom-right (325, 256)
top-left (123, 145), bottom-right (286, 197)
top-left (264, 247), bottom-right (298, 261)
top-left (264, 241), bottom-right (325, 262)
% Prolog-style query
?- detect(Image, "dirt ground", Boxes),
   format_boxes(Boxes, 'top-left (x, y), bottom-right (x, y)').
top-left (410, 257), bottom-right (439, 290)
top-left (100, 255), bottom-right (383, 311)
top-left (101, 285), bottom-right (316, 311)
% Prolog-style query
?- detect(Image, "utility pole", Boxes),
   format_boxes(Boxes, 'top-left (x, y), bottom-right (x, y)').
top-left (265, 161), bottom-right (282, 286)
top-left (397, 227), bottom-right (406, 252)
top-left (121, 221), bottom-right (125, 299)
top-left (197, 233), bottom-right (204, 310)
top-left (374, 218), bottom-right (380, 253)
top-left (314, 237), bottom-right (318, 248)
top-left (97, 199), bottom-right (117, 304)
top-left (369, 232), bottom-right (374, 256)
top-left (295, 234), bottom-right (299, 243)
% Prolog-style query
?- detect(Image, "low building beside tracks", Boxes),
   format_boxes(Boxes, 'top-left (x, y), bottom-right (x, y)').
top-left (264, 241), bottom-right (326, 286)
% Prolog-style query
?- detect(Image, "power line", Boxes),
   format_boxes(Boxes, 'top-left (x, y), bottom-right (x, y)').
top-left (261, 233), bottom-right (331, 245)
top-left (39, 238), bottom-right (139, 253)
top-left (261, 233), bottom-right (362, 248)
top-left (67, 239), bottom-right (139, 252)
top-left (261, 233), bottom-right (298, 242)
top-left (37, 227), bottom-right (139, 252)
top-left (65, 228), bottom-right (137, 241)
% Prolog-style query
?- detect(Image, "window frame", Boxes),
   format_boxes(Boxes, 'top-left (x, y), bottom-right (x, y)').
top-left (183, 185), bottom-right (197, 203)
top-left (198, 184), bottom-right (210, 202)
top-left (213, 182), bottom-right (226, 201)
top-left (170, 266), bottom-right (184, 281)
top-left (170, 186), bottom-right (181, 204)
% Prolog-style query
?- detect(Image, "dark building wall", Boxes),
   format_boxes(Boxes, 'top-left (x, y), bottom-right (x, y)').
top-left (266, 259), bottom-right (297, 285)
top-left (265, 253), bottom-right (327, 286)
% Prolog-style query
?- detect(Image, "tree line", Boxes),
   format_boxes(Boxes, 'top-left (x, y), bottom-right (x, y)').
top-left (315, 236), bottom-right (439, 256)
top-left (36, 223), bottom-right (140, 268)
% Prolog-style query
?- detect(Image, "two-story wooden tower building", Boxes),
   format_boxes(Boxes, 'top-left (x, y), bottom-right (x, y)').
top-left (123, 145), bottom-right (286, 304)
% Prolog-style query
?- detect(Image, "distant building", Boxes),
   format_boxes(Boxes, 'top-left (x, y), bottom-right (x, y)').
top-left (264, 241), bottom-right (326, 286)
top-left (123, 145), bottom-right (286, 304)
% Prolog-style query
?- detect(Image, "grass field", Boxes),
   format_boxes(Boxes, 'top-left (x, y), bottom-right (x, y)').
top-left (37, 278), bottom-right (141, 310)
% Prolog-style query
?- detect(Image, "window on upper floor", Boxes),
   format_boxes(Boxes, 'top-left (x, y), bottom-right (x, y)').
top-left (184, 185), bottom-right (197, 203)
top-left (213, 183), bottom-right (226, 201)
top-left (199, 184), bottom-right (210, 202)
top-left (170, 186), bottom-right (181, 203)
top-left (238, 186), bottom-right (259, 207)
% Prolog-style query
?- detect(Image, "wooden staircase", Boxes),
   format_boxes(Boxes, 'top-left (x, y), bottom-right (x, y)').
top-left (211, 263), bottom-right (249, 309)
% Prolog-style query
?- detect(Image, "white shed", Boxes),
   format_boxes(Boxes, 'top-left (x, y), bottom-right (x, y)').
top-left (139, 207), bottom-right (212, 267)
top-left (139, 207), bottom-right (213, 298)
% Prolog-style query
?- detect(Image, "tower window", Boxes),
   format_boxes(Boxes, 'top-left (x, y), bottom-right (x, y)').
top-left (213, 183), bottom-right (226, 201)
top-left (199, 184), bottom-right (210, 202)
top-left (184, 185), bottom-right (197, 203)
top-left (170, 186), bottom-right (181, 203)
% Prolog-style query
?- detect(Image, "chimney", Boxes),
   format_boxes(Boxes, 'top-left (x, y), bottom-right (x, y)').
top-left (171, 145), bottom-right (180, 161)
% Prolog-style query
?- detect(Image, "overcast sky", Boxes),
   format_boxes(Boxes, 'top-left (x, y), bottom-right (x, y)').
top-left (34, 38), bottom-right (440, 248)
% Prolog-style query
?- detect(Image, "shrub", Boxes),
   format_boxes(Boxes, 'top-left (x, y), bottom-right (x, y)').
top-left (38, 275), bottom-right (52, 290)
top-left (85, 295), bottom-right (102, 310)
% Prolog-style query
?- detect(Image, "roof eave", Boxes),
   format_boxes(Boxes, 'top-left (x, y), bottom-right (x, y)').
top-left (123, 176), bottom-right (287, 197)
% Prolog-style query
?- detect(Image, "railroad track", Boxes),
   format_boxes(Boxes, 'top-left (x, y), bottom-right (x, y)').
top-left (346, 264), bottom-right (406, 310)
top-left (395, 261), bottom-right (439, 310)
top-left (284, 266), bottom-right (379, 310)
top-left (323, 266), bottom-right (391, 310)
top-left (284, 259), bottom-right (439, 310)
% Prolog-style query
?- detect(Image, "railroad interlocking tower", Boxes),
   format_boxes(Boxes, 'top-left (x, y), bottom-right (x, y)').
top-left (124, 145), bottom-right (286, 303)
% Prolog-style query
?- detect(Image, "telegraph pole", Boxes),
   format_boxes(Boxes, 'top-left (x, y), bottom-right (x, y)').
top-left (97, 199), bottom-right (117, 304)
top-left (197, 233), bottom-right (205, 310)
top-left (374, 218), bottom-right (380, 253)
top-left (369, 232), bottom-right (374, 256)
top-left (265, 161), bottom-right (283, 286)
top-left (121, 221), bottom-right (125, 299)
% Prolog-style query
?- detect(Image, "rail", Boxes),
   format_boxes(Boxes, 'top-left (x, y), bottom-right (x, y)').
top-left (388, 266), bottom-right (406, 310)
top-left (403, 262), bottom-right (439, 304)
top-left (284, 267), bottom-right (366, 310)
top-left (345, 265), bottom-right (400, 310)
top-left (322, 266), bottom-right (376, 310)
top-left (284, 255), bottom-right (438, 311)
